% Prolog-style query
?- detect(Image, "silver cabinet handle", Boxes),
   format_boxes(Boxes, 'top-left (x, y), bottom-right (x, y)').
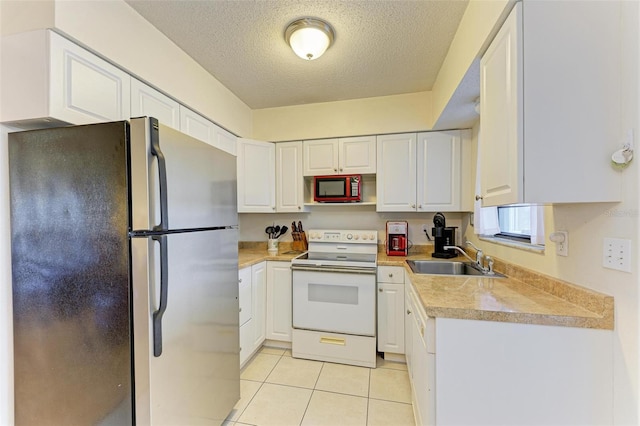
top-left (388, 273), bottom-right (393, 278)
top-left (379, 288), bottom-right (383, 292)
top-left (475, 195), bottom-right (483, 201)
top-left (411, 204), bottom-right (416, 208)
top-left (407, 309), bottom-right (412, 315)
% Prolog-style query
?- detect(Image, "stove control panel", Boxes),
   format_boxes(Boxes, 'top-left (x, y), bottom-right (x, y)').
top-left (307, 230), bottom-right (378, 243)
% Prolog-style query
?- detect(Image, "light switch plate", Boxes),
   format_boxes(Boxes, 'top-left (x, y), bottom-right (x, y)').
top-left (603, 238), bottom-right (632, 273)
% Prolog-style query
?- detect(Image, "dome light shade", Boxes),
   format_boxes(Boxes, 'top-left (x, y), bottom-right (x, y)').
top-left (285, 18), bottom-right (335, 60)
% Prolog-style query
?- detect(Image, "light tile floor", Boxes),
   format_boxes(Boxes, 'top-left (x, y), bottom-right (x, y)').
top-left (225, 347), bottom-right (415, 426)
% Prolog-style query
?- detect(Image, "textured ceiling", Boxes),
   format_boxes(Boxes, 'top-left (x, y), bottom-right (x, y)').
top-left (125, 0), bottom-right (469, 109)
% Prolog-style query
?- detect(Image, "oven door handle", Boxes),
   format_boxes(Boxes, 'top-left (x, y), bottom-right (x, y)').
top-left (291, 265), bottom-right (377, 275)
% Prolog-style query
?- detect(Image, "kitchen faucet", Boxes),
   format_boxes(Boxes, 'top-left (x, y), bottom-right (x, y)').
top-left (443, 241), bottom-right (496, 275)
top-left (465, 240), bottom-right (485, 268)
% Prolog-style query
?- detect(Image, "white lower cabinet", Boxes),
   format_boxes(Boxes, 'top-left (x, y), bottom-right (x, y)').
top-left (238, 262), bottom-right (266, 367)
top-left (377, 266), bottom-right (405, 356)
top-left (404, 277), bottom-right (613, 426)
top-left (266, 262), bottom-right (293, 342)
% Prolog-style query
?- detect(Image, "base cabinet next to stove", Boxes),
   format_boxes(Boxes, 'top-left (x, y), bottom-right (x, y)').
top-left (266, 261), bottom-right (293, 343)
top-left (239, 262), bottom-right (267, 367)
top-left (377, 266), bottom-right (405, 359)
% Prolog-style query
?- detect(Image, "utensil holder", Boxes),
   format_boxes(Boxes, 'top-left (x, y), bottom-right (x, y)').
top-left (267, 238), bottom-right (279, 256)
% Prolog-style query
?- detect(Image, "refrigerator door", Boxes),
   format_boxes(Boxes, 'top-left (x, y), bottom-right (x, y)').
top-left (131, 228), bottom-right (240, 425)
top-left (9, 122), bottom-right (133, 424)
top-left (129, 117), bottom-right (237, 232)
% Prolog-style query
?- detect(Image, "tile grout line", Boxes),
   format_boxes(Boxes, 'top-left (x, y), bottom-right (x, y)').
top-left (298, 361), bottom-right (326, 425)
top-left (234, 350), bottom-right (286, 424)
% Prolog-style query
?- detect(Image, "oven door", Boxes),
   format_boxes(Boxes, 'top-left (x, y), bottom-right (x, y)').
top-left (292, 266), bottom-right (376, 336)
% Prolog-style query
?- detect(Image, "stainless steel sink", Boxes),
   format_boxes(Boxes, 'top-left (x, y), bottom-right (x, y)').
top-left (406, 260), bottom-right (506, 277)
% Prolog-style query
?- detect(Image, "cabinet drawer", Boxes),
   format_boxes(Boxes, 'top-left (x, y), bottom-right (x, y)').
top-left (292, 329), bottom-right (376, 368)
top-left (377, 266), bottom-right (404, 284)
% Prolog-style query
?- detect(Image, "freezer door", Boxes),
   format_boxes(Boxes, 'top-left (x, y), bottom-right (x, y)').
top-left (9, 122), bottom-right (133, 425)
top-left (130, 117), bottom-right (237, 232)
top-left (131, 228), bottom-right (239, 425)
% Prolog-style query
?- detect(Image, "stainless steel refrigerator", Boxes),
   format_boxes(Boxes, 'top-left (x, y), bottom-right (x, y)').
top-left (9, 117), bottom-right (240, 425)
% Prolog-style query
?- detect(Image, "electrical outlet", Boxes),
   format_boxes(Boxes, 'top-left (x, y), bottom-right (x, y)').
top-left (549, 231), bottom-right (568, 257)
top-left (422, 224), bottom-right (429, 233)
top-left (603, 238), bottom-right (632, 273)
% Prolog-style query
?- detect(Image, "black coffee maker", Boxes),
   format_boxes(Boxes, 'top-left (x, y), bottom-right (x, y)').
top-left (431, 212), bottom-right (457, 258)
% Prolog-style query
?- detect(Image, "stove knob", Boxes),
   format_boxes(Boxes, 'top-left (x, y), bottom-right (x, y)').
top-left (347, 233), bottom-right (353, 240)
top-left (369, 234), bottom-right (375, 241)
top-left (354, 234), bottom-right (360, 240)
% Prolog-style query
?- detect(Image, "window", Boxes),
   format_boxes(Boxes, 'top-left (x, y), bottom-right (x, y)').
top-left (495, 205), bottom-right (545, 246)
top-left (497, 206), bottom-right (532, 241)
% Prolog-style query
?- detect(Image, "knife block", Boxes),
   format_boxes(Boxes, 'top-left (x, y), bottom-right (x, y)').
top-left (292, 231), bottom-right (308, 252)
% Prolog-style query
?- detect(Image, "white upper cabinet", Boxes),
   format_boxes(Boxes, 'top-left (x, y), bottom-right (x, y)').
top-left (237, 139), bottom-right (276, 213)
top-left (377, 131), bottom-right (468, 212)
top-left (303, 138), bottom-right (339, 176)
top-left (338, 136), bottom-right (377, 174)
top-left (480, 1), bottom-right (622, 206)
top-left (417, 131), bottom-right (463, 212)
top-left (276, 141), bottom-right (306, 213)
top-left (179, 106), bottom-right (237, 156)
top-left (131, 78), bottom-right (180, 129)
top-left (303, 136), bottom-right (376, 176)
top-left (214, 125), bottom-right (238, 156)
top-left (2, 29), bottom-right (130, 127)
top-left (376, 133), bottom-right (417, 212)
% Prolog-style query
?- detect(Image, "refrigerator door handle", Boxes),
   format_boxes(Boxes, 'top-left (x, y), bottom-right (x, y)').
top-left (152, 234), bottom-right (169, 357)
top-left (149, 117), bottom-right (169, 232)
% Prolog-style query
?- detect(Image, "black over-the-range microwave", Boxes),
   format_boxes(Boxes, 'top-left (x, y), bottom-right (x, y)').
top-left (313, 174), bottom-right (362, 203)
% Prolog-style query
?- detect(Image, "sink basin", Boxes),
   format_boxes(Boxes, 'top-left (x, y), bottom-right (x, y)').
top-left (406, 260), bottom-right (506, 278)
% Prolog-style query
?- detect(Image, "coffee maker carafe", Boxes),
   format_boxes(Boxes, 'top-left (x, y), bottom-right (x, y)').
top-left (386, 221), bottom-right (408, 256)
top-left (431, 213), bottom-right (457, 258)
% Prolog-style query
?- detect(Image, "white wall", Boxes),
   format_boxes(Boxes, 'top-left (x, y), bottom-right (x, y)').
top-left (252, 91), bottom-right (433, 141)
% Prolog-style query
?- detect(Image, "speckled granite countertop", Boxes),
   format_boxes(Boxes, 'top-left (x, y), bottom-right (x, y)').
top-left (239, 245), bottom-right (614, 330)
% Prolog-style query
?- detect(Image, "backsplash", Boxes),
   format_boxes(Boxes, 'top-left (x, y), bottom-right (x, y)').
top-left (238, 209), bottom-right (468, 247)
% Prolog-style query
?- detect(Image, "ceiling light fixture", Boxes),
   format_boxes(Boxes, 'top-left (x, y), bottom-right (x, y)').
top-left (285, 18), bottom-right (335, 61)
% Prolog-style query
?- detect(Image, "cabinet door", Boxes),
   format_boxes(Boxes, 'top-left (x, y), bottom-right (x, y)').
top-left (479, 3), bottom-right (523, 206)
top-left (276, 141), bottom-right (305, 213)
top-left (237, 139), bottom-right (276, 212)
top-left (213, 124), bottom-right (237, 156)
top-left (339, 136), bottom-right (376, 174)
top-left (238, 267), bottom-right (252, 326)
top-left (417, 131), bottom-right (462, 212)
top-left (180, 106), bottom-right (215, 146)
top-left (239, 320), bottom-right (253, 367)
top-left (266, 262), bottom-right (293, 342)
top-left (303, 139), bottom-right (339, 176)
top-left (251, 262), bottom-right (267, 349)
top-left (404, 287), bottom-right (414, 379)
top-left (376, 133), bottom-right (417, 212)
top-left (131, 78), bottom-right (180, 129)
top-left (411, 309), bottom-right (429, 426)
top-left (49, 31), bottom-right (131, 124)
top-left (377, 282), bottom-right (405, 354)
